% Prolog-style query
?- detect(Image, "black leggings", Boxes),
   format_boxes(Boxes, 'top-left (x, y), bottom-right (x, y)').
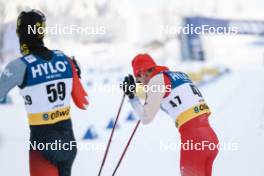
top-left (30, 120), bottom-right (77, 176)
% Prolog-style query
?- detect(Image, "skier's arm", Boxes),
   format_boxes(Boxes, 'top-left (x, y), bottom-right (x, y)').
top-left (71, 56), bottom-right (81, 78)
top-left (129, 74), bottom-right (165, 124)
top-left (68, 58), bottom-right (89, 110)
top-left (0, 59), bottom-right (26, 99)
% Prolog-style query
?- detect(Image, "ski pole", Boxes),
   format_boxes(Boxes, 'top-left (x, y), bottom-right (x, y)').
top-left (98, 93), bottom-right (126, 176)
top-left (112, 120), bottom-right (141, 176)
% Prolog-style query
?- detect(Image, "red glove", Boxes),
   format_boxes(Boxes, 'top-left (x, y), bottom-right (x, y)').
top-left (68, 58), bottom-right (89, 110)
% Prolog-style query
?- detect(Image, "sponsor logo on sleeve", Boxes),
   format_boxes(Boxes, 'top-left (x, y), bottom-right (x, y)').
top-left (24, 55), bottom-right (37, 63)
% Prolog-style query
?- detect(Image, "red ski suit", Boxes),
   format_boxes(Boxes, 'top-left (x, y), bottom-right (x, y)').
top-left (179, 114), bottom-right (219, 176)
top-left (163, 72), bottom-right (219, 176)
top-left (131, 54), bottom-right (219, 176)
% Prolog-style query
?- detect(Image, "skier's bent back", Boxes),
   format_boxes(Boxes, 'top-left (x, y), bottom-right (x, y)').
top-left (122, 54), bottom-right (219, 176)
top-left (0, 10), bottom-right (88, 176)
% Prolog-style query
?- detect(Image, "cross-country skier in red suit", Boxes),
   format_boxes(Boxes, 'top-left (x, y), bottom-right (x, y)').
top-left (0, 10), bottom-right (89, 176)
top-left (121, 54), bottom-right (219, 176)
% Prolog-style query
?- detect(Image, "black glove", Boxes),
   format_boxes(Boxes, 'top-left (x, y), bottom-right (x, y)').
top-left (71, 56), bottom-right (81, 78)
top-left (121, 74), bottom-right (136, 99)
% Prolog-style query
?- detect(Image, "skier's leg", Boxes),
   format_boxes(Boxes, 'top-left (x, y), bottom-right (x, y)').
top-left (180, 127), bottom-right (218, 176)
top-left (30, 123), bottom-right (77, 176)
top-left (41, 140), bottom-right (77, 176)
top-left (56, 149), bottom-right (76, 176)
top-left (205, 160), bottom-right (213, 176)
top-left (57, 163), bottom-right (73, 176)
top-left (205, 141), bottom-right (219, 176)
top-left (179, 114), bottom-right (219, 176)
top-left (30, 150), bottom-right (59, 176)
top-left (180, 145), bottom-right (207, 176)
top-left (56, 136), bottom-right (77, 176)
